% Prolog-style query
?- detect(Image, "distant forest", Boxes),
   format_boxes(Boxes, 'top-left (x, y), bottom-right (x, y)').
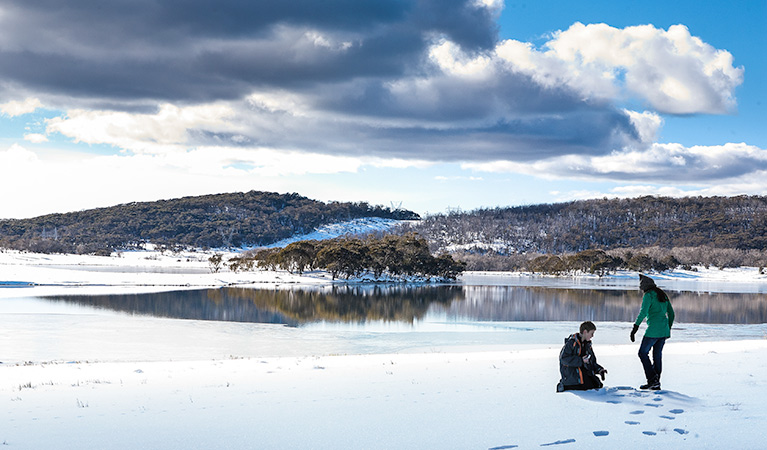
top-left (403, 196), bottom-right (767, 271)
top-left (408, 196), bottom-right (767, 253)
top-left (3, 193), bottom-right (767, 272)
top-left (0, 191), bottom-right (419, 254)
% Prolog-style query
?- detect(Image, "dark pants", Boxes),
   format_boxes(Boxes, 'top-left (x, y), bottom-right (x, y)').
top-left (562, 373), bottom-right (603, 391)
top-left (638, 336), bottom-right (666, 381)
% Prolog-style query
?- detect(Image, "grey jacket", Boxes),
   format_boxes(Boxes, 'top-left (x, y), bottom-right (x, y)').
top-left (558, 333), bottom-right (604, 386)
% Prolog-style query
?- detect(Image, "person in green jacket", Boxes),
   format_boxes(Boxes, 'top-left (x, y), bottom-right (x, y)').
top-left (630, 274), bottom-right (675, 390)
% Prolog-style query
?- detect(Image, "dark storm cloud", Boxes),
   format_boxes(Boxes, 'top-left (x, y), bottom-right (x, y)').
top-left (0, 0), bottom-right (652, 164)
top-left (316, 68), bottom-right (590, 121)
top-left (0, 0), bottom-right (497, 102)
top-left (239, 65), bottom-right (644, 161)
top-left (247, 107), bottom-right (640, 162)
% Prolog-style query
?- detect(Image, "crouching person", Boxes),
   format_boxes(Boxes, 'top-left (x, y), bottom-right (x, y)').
top-left (557, 321), bottom-right (607, 392)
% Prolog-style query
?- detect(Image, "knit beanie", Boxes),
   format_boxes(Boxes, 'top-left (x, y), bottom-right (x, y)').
top-left (639, 274), bottom-right (656, 292)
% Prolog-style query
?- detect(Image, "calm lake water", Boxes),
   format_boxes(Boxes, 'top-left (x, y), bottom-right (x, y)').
top-left (3, 279), bottom-right (766, 362)
top-left (28, 283), bottom-right (767, 326)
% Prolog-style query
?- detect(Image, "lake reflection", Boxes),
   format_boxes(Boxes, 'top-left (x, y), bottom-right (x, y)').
top-left (458, 287), bottom-right (767, 324)
top-left (38, 284), bottom-right (767, 325)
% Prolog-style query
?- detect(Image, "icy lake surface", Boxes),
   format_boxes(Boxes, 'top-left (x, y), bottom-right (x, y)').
top-left (2, 274), bottom-right (766, 364)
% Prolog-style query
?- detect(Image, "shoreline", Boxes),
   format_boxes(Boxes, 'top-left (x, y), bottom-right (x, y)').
top-left (2, 249), bottom-right (767, 296)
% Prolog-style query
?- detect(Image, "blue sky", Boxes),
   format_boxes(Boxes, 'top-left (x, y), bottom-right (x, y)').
top-left (1, 0), bottom-right (764, 218)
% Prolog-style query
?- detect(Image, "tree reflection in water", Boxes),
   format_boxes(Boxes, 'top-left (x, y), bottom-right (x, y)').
top-left (39, 285), bottom-right (767, 325)
top-left (457, 287), bottom-right (767, 324)
top-left (40, 285), bottom-right (463, 325)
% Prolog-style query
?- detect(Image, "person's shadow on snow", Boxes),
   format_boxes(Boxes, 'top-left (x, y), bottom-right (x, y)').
top-left (568, 385), bottom-right (699, 406)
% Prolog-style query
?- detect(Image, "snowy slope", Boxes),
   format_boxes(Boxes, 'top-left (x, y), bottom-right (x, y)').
top-left (261, 217), bottom-right (410, 248)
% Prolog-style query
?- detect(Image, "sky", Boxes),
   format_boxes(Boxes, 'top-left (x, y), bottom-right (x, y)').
top-left (0, 0), bottom-right (765, 219)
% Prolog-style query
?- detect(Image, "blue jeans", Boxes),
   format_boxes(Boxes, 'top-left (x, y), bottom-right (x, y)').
top-left (638, 336), bottom-right (666, 381)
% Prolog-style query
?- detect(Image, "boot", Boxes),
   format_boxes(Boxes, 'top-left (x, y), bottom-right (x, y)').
top-left (651, 374), bottom-right (662, 390)
top-left (640, 375), bottom-right (660, 390)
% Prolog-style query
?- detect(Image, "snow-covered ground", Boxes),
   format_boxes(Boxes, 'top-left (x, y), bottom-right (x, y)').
top-left (3, 337), bottom-right (766, 449)
top-left (0, 248), bottom-right (331, 298)
top-left (2, 248), bottom-right (767, 449)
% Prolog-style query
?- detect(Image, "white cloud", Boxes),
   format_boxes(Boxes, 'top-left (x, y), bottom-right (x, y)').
top-left (624, 110), bottom-right (663, 144)
top-left (0, 97), bottom-right (42, 117)
top-left (554, 179), bottom-right (767, 204)
top-left (496, 23), bottom-right (743, 114)
top-left (0, 143), bottom-right (39, 165)
top-left (46, 103), bottom-right (242, 154)
top-left (434, 175), bottom-right (483, 181)
top-left (495, 38), bottom-right (619, 103)
top-left (185, 146), bottom-right (364, 176)
top-left (0, 135), bottom-right (442, 218)
top-left (429, 40), bottom-right (492, 77)
top-left (23, 133), bottom-right (48, 143)
top-left (463, 142), bottom-right (767, 184)
top-left (0, 144), bottom-right (363, 218)
top-left (304, 30), bottom-right (353, 52)
top-left (43, 100), bottom-right (436, 175)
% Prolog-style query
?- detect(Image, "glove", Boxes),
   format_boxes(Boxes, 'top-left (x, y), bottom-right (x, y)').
top-left (600, 369), bottom-right (607, 381)
top-left (630, 324), bottom-right (639, 342)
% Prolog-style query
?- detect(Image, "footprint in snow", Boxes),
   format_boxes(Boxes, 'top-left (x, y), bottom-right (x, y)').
top-left (592, 431), bottom-right (609, 437)
top-left (624, 421), bottom-right (640, 425)
top-left (488, 445), bottom-right (518, 450)
top-left (540, 438), bottom-right (576, 446)
top-left (659, 415), bottom-right (676, 420)
top-left (642, 431), bottom-right (657, 436)
top-left (606, 400), bottom-right (621, 404)
top-left (630, 410), bottom-right (644, 415)
top-left (644, 403), bottom-right (661, 408)
top-left (669, 409), bottom-right (684, 414)
top-left (674, 428), bottom-right (689, 435)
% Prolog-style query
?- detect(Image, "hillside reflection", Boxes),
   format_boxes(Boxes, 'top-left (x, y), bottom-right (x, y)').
top-left (456, 287), bottom-right (767, 324)
top-left (41, 285), bottom-right (463, 325)
top-left (40, 285), bottom-right (767, 325)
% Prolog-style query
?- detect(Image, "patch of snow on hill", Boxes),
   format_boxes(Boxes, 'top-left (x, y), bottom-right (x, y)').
top-left (262, 217), bottom-right (408, 248)
top-left (445, 240), bottom-right (513, 254)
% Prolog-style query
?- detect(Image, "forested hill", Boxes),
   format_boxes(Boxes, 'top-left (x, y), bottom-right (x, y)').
top-left (409, 196), bottom-right (767, 254)
top-left (0, 191), bottom-right (419, 254)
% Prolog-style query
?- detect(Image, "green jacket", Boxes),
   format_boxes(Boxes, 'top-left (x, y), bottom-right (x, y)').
top-left (635, 289), bottom-right (675, 338)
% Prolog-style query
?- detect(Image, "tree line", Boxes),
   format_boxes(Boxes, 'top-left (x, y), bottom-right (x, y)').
top-left (406, 195), bottom-right (767, 255)
top-left (0, 191), bottom-right (419, 254)
top-left (398, 195), bottom-right (767, 270)
top-left (211, 233), bottom-right (466, 281)
top-left (453, 246), bottom-right (767, 274)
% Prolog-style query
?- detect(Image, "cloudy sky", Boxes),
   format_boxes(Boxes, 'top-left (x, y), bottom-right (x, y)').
top-left (1, 0), bottom-right (764, 218)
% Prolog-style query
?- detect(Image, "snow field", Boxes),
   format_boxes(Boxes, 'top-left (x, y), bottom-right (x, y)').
top-left (3, 340), bottom-right (766, 449)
